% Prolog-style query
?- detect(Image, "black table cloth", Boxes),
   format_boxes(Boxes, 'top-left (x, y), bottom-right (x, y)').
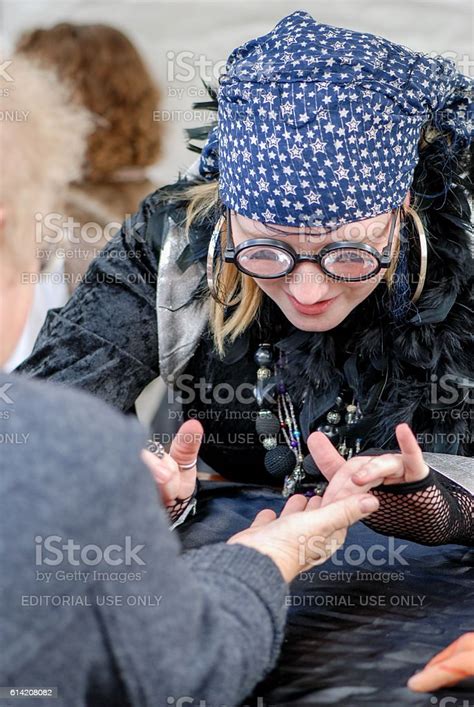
top-left (178, 481), bottom-right (474, 707)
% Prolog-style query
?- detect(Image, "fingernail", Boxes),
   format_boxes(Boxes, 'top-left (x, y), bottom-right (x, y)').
top-left (359, 496), bottom-right (379, 513)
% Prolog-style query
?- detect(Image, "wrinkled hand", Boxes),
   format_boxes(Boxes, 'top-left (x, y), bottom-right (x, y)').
top-left (227, 491), bottom-right (379, 583)
top-left (408, 633), bottom-right (474, 692)
top-left (141, 420), bottom-right (203, 506)
top-left (307, 423), bottom-right (429, 507)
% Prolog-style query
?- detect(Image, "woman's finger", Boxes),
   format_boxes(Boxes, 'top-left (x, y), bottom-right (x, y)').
top-left (250, 509), bottom-right (278, 528)
top-left (280, 494), bottom-right (308, 516)
top-left (307, 431), bottom-right (345, 480)
top-left (408, 653), bottom-right (474, 692)
top-left (395, 423), bottom-right (430, 483)
top-left (352, 454), bottom-right (404, 486)
top-left (140, 449), bottom-right (180, 503)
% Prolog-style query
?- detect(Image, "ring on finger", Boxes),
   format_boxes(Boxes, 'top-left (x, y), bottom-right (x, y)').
top-left (179, 458), bottom-right (198, 470)
top-left (147, 440), bottom-right (166, 459)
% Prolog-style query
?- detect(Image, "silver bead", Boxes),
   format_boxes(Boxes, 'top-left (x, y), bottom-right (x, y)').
top-left (257, 367), bottom-right (271, 380)
top-left (327, 410), bottom-right (341, 424)
top-left (262, 436), bottom-right (278, 450)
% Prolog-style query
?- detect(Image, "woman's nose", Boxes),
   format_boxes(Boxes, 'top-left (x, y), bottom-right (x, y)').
top-left (286, 263), bottom-right (332, 304)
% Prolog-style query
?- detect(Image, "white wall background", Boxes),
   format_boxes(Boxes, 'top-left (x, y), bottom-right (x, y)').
top-left (3, 0), bottom-right (472, 186)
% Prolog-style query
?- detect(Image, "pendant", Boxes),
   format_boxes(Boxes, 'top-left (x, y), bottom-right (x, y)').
top-left (282, 461), bottom-right (305, 498)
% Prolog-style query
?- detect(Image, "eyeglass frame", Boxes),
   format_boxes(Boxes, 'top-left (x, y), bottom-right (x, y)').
top-left (222, 206), bottom-right (400, 282)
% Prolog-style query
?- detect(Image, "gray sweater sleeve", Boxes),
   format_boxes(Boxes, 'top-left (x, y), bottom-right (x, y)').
top-left (0, 374), bottom-right (288, 707)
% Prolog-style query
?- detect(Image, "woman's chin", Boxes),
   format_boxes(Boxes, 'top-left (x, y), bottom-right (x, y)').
top-left (278, 302), bottom-right (344, 332)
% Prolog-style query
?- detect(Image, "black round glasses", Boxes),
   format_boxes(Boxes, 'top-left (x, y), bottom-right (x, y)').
top-left (222, 206), bottom-right (400, 282)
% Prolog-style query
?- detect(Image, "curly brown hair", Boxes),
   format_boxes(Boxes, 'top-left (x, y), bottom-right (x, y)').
top-left (16, 23), bottom-right (162, 181)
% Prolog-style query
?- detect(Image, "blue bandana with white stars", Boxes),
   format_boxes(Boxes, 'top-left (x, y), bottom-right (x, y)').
top-left (199, 10), bottom-right (473, 228)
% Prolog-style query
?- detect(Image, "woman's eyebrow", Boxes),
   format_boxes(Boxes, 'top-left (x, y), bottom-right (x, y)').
top-left (238, 219), bottom-right (332, 239)
top-left (241, 224), bottom-right (342, 246)
top-left (234, 214), bottom-right (390, 242)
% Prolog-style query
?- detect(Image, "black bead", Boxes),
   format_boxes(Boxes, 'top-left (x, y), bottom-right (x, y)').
top-left (254, 345), bottom-right (273, 367)
top-left (256, 412), bottom-right (280, 436)
top-left (302, 454), bottom-right (324, 480)
top-left (264, 445), bottom-right (295, 481)
top-left (316, 424), bottom-right (339, 441)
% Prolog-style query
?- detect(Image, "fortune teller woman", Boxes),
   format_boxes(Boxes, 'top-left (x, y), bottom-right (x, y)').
top-left (19, 12), bottom-right (474, 543)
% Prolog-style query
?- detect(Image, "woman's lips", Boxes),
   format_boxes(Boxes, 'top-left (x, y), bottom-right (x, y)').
top-left (287, 293), bottom-right (337, 315)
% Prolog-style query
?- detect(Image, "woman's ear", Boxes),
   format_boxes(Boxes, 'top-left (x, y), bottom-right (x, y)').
top-left (403, 191), bottom-right (411, 209)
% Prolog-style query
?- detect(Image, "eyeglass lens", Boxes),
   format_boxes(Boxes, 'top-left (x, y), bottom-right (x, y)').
top-left (235, 245), bottom-right (380, 279)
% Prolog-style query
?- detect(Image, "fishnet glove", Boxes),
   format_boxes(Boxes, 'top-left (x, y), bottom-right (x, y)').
top-left (364, 470), bottom-right (474, 546)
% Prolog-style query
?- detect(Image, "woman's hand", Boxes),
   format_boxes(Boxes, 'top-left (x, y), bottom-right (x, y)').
top-left (307, 423), bottom-right (429, 506)
top-left (408, 633), bottom-right (474, 692)
top-left (227, 492), bottom-right (379, 583)
top-left (141, 419), bottom-right (203, 506)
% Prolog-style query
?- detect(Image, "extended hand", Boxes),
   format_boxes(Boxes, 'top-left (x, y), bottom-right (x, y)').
top-left (227, 492), bottom-right (379, 583)
top-left (307, 423), bottom-right (429, 507)
top-left (408, 633), bottom-right (474, 692)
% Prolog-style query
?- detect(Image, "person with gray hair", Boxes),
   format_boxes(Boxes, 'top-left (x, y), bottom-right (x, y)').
top-left (0, 55), bottom-right (91, 370)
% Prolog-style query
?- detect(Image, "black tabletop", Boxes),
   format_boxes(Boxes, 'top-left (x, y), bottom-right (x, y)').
top-left (178, 481), bottom-right (474, 707)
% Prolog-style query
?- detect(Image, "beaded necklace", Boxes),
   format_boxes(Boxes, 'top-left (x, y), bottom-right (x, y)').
top-left (254, 341), bottom-right (363, 496)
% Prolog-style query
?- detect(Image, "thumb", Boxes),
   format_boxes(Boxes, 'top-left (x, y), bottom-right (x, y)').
top-left (169, 419), bottom-right (203, 470)
top-left (307, 431), bottom-right (345, 480)
top-left (395, 423), bottom-right (429, 483)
